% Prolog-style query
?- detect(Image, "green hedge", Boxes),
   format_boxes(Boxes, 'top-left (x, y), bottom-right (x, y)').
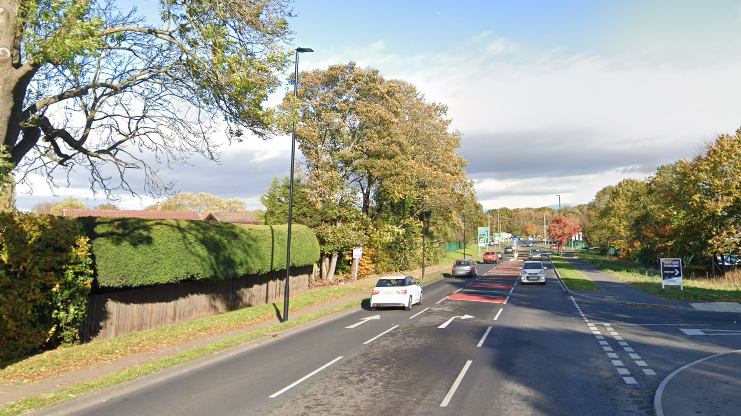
top-left (77, 218), bottom-right (320, 288)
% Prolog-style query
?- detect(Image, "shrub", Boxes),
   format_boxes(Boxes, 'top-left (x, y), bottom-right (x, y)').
top-left (0, 213), bottom-right (93, 362)
top-left (78, 218), bottom-right (320, 288)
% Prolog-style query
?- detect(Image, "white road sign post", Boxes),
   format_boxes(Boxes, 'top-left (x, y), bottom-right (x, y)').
top-left (660, 258), bottom-right (683, 290)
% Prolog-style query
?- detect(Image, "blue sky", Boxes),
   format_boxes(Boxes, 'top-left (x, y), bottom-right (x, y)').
top-left (14, 0), bottom-right (741, 212)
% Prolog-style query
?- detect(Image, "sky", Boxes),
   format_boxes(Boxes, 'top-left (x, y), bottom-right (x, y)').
top-left (13, 0), bottom-right (741, 212)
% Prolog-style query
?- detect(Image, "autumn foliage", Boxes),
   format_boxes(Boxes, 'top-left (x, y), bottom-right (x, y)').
top-left (0, 213), bottom-right (93, 362)
top-left (548, 214), bottom-right (582, 251)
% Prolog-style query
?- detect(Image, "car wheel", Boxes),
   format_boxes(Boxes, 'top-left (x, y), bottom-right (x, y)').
top-left (405, 296), bottom-right (412, 310)
top-left (418, 291), bottom-right (423, 305)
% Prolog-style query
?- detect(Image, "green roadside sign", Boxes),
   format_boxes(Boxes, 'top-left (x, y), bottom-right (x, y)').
top-left (478, 227), bottom-right (489, 245)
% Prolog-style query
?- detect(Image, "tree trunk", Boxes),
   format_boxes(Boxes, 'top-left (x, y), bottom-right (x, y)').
top-left (0, 0), bottom-right (38, 165)
top-left (350, 256), bottom-right (359, 280)
top-left (327, 253), bottom-right (339, 282)
top-left (321, 255), bottom-right (329, 280)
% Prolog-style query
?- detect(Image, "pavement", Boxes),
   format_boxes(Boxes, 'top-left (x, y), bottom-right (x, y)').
top-left (557, 253), bottom-right (741, 416)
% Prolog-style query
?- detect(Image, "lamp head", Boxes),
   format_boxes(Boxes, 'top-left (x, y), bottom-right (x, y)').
top-left (296, 47), bottom-right (314, 53)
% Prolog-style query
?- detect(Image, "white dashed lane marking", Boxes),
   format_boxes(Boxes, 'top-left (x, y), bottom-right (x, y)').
top-left (570, 296), bottom-right (657, 385)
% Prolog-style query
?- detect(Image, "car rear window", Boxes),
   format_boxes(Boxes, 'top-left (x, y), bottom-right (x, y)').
top-left (454, 260), bottom-right (470, 266)
top-left (376, 279), bottom-right (405, 287)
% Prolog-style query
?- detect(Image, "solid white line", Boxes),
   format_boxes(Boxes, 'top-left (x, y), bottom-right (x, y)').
top-left (477, 327), bottom-right (492, 347)
top-left (654, 349), bottom-right (741, 416)
top-left (494, 308), bottom-right (504, 321)
top-left (436, 297), bottom-right (447, 305)
top-left (504, 296), bottom-right (510, 304)
top-left (440, 360), bottom-right (473, 407)
top-left (454, 288), bottom-right (463, 293)
top-left (363, 325), bottom-right (399, 345)
top-left (409, 307), bottom-right (429, 319)
top-left (269, 356), bottom-right (343, 398)
top-left (509, 286), bottom-right (515, 293)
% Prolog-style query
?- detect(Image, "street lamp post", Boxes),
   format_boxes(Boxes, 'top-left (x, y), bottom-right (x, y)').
top-left (284, 47), bottom-right (313, 322)
top-left (557, 194), bottom-right (561, 212)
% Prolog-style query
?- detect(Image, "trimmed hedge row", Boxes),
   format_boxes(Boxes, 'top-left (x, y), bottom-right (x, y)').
top-left (77, 218), bottom-right (320, 288)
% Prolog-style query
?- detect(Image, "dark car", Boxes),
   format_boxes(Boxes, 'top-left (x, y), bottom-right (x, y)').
top-left (504, 245), bottom-right (516, 254)
top-left (451, 259), bottom-right (477, 277)
top-left (483, 251), bottom-right (500, 264)
top-left (525, 241), bottom-right (534, 247)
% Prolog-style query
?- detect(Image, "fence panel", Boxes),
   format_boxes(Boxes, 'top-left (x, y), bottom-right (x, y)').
top-left (81, 266), bottom-right (311, 342)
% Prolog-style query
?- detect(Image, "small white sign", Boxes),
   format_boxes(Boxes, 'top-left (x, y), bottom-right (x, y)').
top-left (352, 247), bottom-right (363, 259)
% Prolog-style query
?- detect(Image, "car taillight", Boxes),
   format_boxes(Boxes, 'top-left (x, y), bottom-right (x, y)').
top-left (372, 290), bottom-right (379, 295)
top-left (467, 266), bottom-right (472, 270)
top-left (397, 289), bottom-right (407, 295)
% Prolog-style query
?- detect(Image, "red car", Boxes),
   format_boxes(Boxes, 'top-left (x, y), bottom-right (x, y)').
top-left (550, 244), bottom-right (559, 251)
top-left (483, 251), bottom-right (500, 264)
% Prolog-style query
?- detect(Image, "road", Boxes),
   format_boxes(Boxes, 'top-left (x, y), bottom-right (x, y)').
top-left (35, 250), bottom-right (741, 416)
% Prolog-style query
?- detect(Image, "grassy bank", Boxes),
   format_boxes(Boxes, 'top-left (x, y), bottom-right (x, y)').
top-left (573, 251), bottom-right (741, 302)
top-left (549, 256), bottom-right (602, 290)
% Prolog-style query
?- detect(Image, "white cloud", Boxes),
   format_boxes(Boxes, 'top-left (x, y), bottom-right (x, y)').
top-left (486, 39), bottom-right (507, 54)
top-left (369, 40), bottom-right (385, 52)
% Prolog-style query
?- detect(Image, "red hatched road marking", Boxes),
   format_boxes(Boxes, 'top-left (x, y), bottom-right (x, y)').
top-left (448, 293), bottom-right (506, 303)
top-left (482, 276), bottom-right (518, 280)
top-left (468, 283), bottom-right (513, 289)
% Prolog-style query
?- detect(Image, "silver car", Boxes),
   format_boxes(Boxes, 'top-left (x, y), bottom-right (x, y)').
top-left (521, 261), bottom-right (546, 285)
top-left (451, 259), bottom-right (477, 277)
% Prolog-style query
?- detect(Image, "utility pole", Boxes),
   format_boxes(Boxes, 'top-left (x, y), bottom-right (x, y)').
top-left (463, 214), bottom-right (467, 259)
top-left (543, 214), bottom-right (548, 244)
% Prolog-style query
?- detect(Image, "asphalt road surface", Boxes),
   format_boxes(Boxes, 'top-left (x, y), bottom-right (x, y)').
top-left (35, 253), bottom-right (741, 416)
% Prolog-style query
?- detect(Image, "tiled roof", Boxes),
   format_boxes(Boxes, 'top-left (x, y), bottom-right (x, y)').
top-left (62, 209), bottom-right (202, 220)
top-left (203, 211), bottom-right (260, 223)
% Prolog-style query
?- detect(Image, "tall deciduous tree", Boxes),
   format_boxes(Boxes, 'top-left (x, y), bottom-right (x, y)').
top-left (649, 129), bottom-right (741, 273)
top-left (148, 192), bottom-right (246, 217)
top-left (1, 0), bottom-right (293, 198)
top-left (49, 196), bottom-right (86, 215)
top-left (597, 179), bottom-right (650, 258)
top-left (282, 62), bottom-right (472, 276)
top-left (547, 214), bottom-right (582, 253)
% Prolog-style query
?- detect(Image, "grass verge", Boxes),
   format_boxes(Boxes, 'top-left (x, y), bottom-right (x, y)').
top-left (549, 256), bottom-right (602, 290)
top-left (574, 251), bottom-right (741, 302)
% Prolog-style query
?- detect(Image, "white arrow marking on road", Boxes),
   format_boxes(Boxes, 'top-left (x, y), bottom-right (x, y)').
top-left (345, 315), bottom-right (380, 329)
top-left (438, 314), bottom-right (474, 329)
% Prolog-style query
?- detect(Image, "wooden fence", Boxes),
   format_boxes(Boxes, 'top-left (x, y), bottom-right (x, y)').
top-left (80, 265), bottom-right (313, 342)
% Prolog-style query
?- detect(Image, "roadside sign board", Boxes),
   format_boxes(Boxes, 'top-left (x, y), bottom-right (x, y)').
top-left (660, 258), bottom-right (683, 290)
top-left (478, 227), bottom-right (489, 247)
top-left (352, 247), bottom-right (363, 259)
